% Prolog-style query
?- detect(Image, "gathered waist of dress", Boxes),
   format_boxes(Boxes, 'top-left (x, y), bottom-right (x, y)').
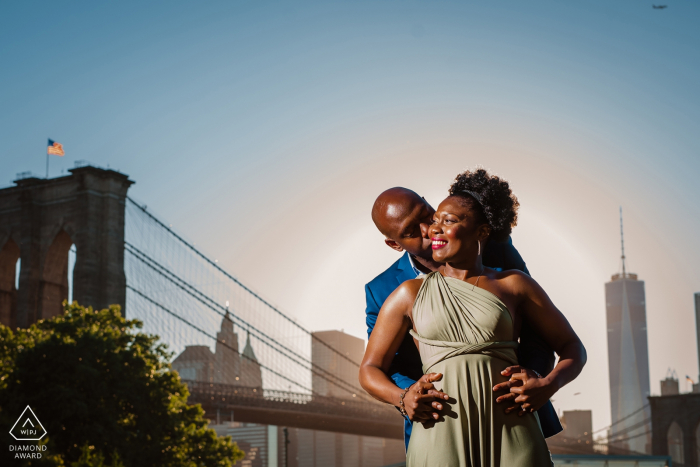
top-left (409, 330), bottom-right (519, 372)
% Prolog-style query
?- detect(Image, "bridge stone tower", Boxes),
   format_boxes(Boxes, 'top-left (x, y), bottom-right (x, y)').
top-left (0, 166), bottom-right (133, 328)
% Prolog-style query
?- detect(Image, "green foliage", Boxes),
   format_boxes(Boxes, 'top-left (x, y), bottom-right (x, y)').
top-left (69, 444), bottom-right (124, 467)
top-left (0, 302), bottom-right (245, 466)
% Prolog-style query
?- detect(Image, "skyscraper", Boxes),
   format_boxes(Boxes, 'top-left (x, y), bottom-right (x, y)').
top-left (695, 293), bottom-right (700, 382)
top-left (311, 330), bottom-right (364, 399)
top-left (560, 410), bottom-right (593, 444)
top-left (241, 330), bottom-right (263, 390)
top-left (605, 208), bottom-right (651, 453)
top-left (215, 306), bottom-right (240, 384)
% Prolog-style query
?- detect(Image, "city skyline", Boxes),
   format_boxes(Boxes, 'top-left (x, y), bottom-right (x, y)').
top-left (2, 0), bottom-right (699, 434)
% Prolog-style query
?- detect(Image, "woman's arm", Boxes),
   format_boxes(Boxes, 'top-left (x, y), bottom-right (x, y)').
top-left (494, 272), bottom-right (587, 414)
top-left (359, 279), bottom-right (449, 421)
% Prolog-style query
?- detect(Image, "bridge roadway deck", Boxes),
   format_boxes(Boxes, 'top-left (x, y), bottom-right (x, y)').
top-left (185, 381), bottom-right (404, 439)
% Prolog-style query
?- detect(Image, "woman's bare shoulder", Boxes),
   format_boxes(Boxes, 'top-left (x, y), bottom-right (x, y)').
top-left (396, 277), bottom-right (424, 297)
top-left (385, 278), bottom-right (423, 304)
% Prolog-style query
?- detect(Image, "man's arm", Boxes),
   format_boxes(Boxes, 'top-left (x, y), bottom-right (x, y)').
top-left (366, 283), bottom-right (419, 389)
top-left (493, 272), bottom-right (587, 414)
top-left (497, 238), bottom-right (559, 377)
top-left (365, 283), bottom-right (380, 339)
top-left (501, 237), bottom-right (530, 276)
top-left (488, 237), bottom-right (564, 437)
top-left (483, 236), bottom-right (529, 275)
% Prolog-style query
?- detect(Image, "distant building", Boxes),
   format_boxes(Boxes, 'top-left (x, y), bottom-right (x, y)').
top-left (660, 370), bottom-right (679, 396)
top-left (605, 210), bottom-right (651, 453)
top-left (235, 442), bottom-right (261, 467)
top-left (171, 345), bottom-right (215, 382)
top-left (279, 425), bottom-right (404, 467)
top-left (312, 330), bottom-right (364, 399)
top-left (212, 422), bottom-right (277, 467)
top-left (210, 422), bottom-right (405, 467)
top-left (560, 410), bottom-right (593, 444)
top-left (694, 293), bottom-right (700, 393)
top-left (215, 311), bottom-right (240, 384)
top-left (240, 331), bottom-right (263, 390)
top-left (173, 309), bottom-right (262, 389)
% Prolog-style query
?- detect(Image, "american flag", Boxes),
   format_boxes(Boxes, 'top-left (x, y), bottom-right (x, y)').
top-left (47, 139), bottom-right (64, 156)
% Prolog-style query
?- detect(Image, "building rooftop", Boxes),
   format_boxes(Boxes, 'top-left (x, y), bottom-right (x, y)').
top-left (611, 272), bottom-right (639, 281)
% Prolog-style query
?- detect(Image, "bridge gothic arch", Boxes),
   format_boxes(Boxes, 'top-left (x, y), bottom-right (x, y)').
top-left (695, 420), bottom-right (700, 467)
top-left (0, 237), bottom-right (20, 327)
top-left (38, 229), bottom-right (73, 321)
top-left (0, 166), bottom-right (133, 328)
top-left (667, 421), bottom-right (684, 465)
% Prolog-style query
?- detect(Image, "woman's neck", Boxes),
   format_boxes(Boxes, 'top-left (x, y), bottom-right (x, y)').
top-left (440, 259), bottom-right (484, 281)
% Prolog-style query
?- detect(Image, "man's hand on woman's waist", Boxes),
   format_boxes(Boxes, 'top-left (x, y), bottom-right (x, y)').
top-left (492, 365), bottom-right (557, 416)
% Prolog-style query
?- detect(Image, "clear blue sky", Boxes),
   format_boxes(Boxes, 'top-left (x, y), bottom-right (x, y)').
top-left (2, 0), bottom-right (699, 431)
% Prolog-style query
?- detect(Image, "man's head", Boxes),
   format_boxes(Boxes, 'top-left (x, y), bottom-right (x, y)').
top-left (371, 187), bottom-right (434, 260)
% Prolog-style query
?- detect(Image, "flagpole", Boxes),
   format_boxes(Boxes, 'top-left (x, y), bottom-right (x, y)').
top-left (46, 138), bottom-right (50, 178)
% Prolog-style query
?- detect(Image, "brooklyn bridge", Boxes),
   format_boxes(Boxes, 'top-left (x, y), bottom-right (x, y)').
top-left (0, 165), bottom-right (403, 446)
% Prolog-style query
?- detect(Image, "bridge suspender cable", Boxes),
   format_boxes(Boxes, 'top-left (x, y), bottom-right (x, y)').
top-left (603, 416), bottom-right (651, 439)
top-left (125, 243), bottom-right (320, 369)
top-left (124, 243), bottom-right (367, 398)
top-left (590, 403), bottom-right (650, 435)
top-left (127, 197), bottom-right (362, 370)
top-left (128, 284), bottom-right (318, 395)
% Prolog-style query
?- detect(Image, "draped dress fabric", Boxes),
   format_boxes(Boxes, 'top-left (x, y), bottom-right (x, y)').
top-left (406, 272), bottom-right (552, 467)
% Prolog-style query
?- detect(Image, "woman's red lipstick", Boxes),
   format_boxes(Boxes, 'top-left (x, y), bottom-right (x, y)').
top-left (432, 238), bottom-right (447, 250)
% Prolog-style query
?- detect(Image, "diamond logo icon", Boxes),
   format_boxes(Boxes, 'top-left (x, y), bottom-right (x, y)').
top-left (9, 406), bottom-right (47, 441)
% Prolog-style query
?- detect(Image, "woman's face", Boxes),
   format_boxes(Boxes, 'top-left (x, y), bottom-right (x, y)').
top-left (429, 196), bottom-right (488, 265)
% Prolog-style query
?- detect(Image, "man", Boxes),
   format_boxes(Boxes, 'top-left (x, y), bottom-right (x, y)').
top-left (365, 187), bottom-right (562, 449)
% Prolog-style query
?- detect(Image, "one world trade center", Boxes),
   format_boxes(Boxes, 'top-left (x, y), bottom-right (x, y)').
top-left (605, 209), bottom-right (651, 454)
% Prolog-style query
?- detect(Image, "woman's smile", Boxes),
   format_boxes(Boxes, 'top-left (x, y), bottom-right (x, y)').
top-left (431, 237), bottom-right (447, 249)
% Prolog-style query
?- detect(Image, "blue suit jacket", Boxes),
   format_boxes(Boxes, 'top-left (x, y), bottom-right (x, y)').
top-left (365, 239), bottom-right (563, 448)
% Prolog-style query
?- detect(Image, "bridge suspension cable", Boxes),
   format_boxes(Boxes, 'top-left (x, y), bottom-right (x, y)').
top-left (125, 242), bottom-right (368, 399)
top-left (590, 403), bottom-right (650, 435)
top-left (124, 197), bottom-right (371, 402)
top-left (127, 285), bottom-right (315, 394)
top-left (126, 197), bottom-right (361, 370)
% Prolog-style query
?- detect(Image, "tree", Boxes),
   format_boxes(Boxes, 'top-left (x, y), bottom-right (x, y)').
top-left (0, 302), bottom-right (245, 466)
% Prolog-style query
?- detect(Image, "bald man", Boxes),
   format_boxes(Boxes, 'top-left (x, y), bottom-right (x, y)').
top-left (365, 188), bottom-right (562, 450)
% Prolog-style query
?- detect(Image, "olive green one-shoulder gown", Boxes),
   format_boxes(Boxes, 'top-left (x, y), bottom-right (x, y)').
top-left (406, 272), bottom-right (552, 467)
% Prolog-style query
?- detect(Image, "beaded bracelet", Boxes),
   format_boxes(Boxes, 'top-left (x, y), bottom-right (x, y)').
top-left (398, 385), bottom-right (411, 417)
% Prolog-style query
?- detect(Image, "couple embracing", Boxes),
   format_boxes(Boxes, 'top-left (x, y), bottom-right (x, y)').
top-left (359, 168), bottom-right (587, 467)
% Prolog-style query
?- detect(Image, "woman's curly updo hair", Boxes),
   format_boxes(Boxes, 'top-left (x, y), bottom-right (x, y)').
top-left (448, 168), bottom-right (519, 242)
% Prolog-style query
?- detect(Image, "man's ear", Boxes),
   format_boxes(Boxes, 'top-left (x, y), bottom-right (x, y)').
top-left (384, 238), bottom-right (404, 252)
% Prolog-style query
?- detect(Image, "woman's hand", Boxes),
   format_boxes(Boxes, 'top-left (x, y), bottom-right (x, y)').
top-left (493, 365), bottom-right (558, 415)
top-left (403, 373), bottom-right (451, 422)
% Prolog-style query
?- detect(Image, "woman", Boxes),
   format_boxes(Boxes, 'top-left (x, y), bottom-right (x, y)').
top-left (359, 168), bottom-right (586, 466)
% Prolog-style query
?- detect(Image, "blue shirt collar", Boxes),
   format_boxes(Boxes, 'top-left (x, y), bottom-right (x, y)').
top-left (406, 254), bottom-right (423, 278)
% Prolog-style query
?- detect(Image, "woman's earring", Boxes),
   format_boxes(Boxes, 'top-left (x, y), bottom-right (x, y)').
top-left (477, 240), bottom-right (481, 256)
